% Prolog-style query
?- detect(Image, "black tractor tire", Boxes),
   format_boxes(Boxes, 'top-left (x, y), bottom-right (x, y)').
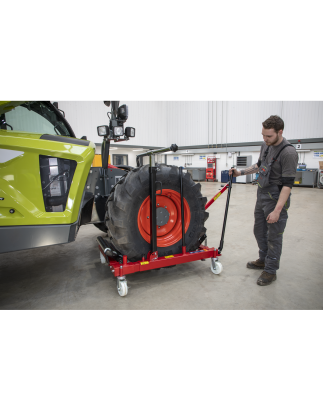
top-left (104, 165), bottom-right (209, 262)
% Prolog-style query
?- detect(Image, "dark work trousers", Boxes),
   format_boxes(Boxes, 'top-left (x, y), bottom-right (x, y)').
top-left (254, 184), bottom-right (291, 275)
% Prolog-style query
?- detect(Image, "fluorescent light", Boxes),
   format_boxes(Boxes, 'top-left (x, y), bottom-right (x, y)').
top-left (133, 148), bottom-right (144, 151)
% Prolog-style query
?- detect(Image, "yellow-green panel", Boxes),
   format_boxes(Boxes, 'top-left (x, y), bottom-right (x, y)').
top-left (0, 130), bottom-right (95, 226)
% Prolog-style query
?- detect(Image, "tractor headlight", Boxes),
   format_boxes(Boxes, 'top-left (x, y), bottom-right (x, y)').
top-left (113, 126), bottom-right (124, 137)
top-left (97, 125), bottom-right (109, 137)
top-left (125, 127), bottom-right (135, 138)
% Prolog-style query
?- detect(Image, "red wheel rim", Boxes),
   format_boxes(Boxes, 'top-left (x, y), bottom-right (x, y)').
top-left (137, 189), bottom-right (191, 247)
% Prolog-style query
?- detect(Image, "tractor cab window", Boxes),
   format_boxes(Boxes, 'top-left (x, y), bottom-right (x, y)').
top-left (3, 102), bottom-right (73, 137)
top-left (113, 154), bottom-right (128, 166)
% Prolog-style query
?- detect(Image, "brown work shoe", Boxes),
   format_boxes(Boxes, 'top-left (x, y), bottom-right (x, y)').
top-left (257, 271), bottom-right (277, 286)
top-left (246, 259), bottom-right (265, 270)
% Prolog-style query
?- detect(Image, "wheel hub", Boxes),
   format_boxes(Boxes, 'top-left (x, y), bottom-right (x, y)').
top-left (156, 207), bottom-right (170, 227)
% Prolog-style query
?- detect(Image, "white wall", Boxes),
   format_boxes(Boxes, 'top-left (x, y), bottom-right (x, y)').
top-left (57, 101), bottom-right (323, 148)
top-left (225, 101), bottom-right (323, 144)
top-left (131, 100), bottom-right (322, 145)
top-left (283, 102), bottom-right (323, 141)
top-left (225, 102), bottom-right (283, 144)
top-left (57, 101), bottom-right (168, 147)
top-left (166, 102), bottom-right (209, 146)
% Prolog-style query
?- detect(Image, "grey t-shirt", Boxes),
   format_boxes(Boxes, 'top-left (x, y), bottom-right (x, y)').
top-left (258, 137), bottom-right (298, 186)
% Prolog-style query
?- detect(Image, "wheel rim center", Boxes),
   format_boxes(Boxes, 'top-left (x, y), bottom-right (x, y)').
top-left (156, 207), bottom-right (170, 227)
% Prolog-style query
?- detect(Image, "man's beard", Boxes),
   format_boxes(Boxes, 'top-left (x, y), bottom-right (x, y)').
top-left (266, 133), bottom-right (280, 146)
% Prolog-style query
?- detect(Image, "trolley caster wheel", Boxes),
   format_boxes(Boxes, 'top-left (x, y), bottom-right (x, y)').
top-left (100, 251), bottom-right (106, 264)
top-left (117, 278), bottom-right (128, 297)
top-left (211, 259), bottom-right (223, 275)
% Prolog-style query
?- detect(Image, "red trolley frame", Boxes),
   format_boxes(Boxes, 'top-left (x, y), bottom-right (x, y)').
top-left (98, 244), bottom-right (222, 278)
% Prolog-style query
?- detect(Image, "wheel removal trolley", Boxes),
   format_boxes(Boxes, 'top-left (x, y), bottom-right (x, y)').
top-left (97, 146), bottom-right (234, 296)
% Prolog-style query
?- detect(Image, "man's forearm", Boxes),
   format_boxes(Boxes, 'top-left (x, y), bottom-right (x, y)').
top-left (275, 186), bottom-right (291, 212)
top-left (240, 163), bottom-right (259, 176)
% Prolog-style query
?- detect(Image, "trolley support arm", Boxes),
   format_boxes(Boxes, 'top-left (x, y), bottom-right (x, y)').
top-left (179, 167), bottom-right (186, 252)
top-left (205, 183), bottom-right (229, 210)
top-left (218, 169), bottom-right (234, 254)
top-left (149, 165), bottom-right (158, 254)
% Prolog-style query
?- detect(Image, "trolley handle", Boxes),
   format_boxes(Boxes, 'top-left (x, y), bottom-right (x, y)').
top-left (205, 182), bottom-right (230, 210)
top-left (218, 168), bottom-right (234, 254)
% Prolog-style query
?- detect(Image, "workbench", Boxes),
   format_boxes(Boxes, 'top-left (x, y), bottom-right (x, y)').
top-left (294, 169), bottom-right (318, 188)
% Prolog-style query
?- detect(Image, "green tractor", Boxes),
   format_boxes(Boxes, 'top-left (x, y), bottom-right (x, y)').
top-left (0, 101), bottom-right (132, 253)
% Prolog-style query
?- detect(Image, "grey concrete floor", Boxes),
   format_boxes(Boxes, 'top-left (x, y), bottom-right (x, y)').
top-left (0, 182), bottom-right (322, 309)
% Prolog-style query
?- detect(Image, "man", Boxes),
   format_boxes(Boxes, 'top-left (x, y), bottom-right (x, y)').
top-left (229, 115), bottom-right (298, 286)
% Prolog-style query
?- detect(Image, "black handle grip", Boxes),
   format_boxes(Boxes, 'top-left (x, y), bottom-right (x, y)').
top-left (228, 166), bottom-right (234, 183)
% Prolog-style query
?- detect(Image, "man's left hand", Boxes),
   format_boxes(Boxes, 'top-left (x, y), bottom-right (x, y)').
top-left (266, 209), bottom-right (281, 224)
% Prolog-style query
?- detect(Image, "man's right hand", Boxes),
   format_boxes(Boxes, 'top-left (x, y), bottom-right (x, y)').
top-left (229, 168), bottom-right (241, 177)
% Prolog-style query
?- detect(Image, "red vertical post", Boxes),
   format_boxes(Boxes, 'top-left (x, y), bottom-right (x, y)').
top-left (123, 255), bottom-right (127, 265)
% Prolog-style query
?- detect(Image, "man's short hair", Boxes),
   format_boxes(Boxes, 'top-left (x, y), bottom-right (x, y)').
top-left (262, 115), bottom-right (284, 132)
